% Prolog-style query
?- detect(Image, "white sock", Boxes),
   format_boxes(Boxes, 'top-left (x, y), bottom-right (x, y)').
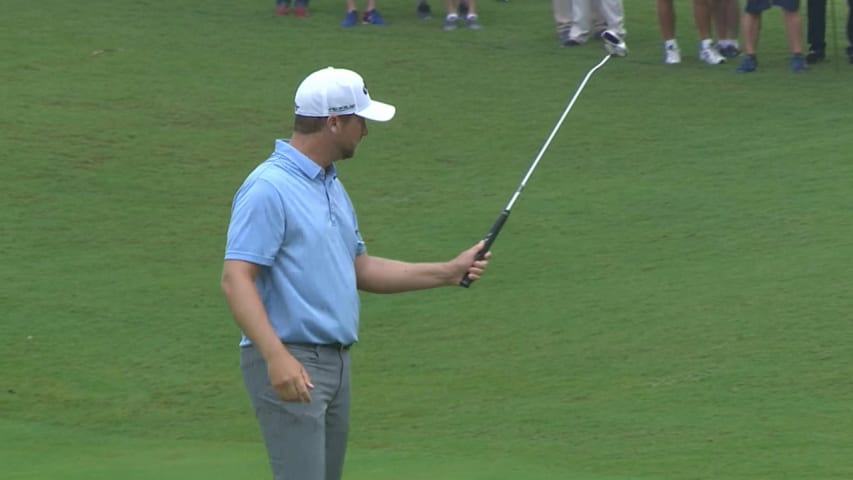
top-left (664, 39), bottom-right (679, 49)
top-left (446, 13), bottom-right (458, 21)
top-left (700, 38), bottom-right (714, 49)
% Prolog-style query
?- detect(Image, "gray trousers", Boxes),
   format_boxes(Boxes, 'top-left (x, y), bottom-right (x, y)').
top-left (553, 0), bottom-right (625, 39)
top-left (240, 343), bottom-right (352, 480)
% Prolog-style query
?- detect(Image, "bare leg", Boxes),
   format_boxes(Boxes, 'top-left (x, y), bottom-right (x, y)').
top-left (444, 0), bottom-right (456, 16)
top-left (784, 9), bottom-right (803, 54)
top-left (714, 0), bottom-right (740, 40)
top-left (715, 0), bottom-right (741, 56)
top-left (693, 0), bottom-right (714, 40)
top-left (714, 0), bottom-right (727, 39)
top-left (657, 0), bottom-right (676, 40)
top-left (466, 0), bottom-right (477, 16)
top-left (725, 0), bottom-right (740, 39)
top-left (741, 12), bottom-right (760, 55)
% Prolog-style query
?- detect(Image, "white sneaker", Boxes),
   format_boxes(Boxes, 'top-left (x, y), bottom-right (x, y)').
top-left (699, 45), bottom-right (726, 64)
top-left (663, 44), bottom-right (681, 64)
top-left (602, 30), bottom-right (628, 56)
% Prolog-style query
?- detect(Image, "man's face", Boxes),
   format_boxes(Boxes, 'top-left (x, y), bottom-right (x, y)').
top-left (335, 114), bottom-right (368, 160)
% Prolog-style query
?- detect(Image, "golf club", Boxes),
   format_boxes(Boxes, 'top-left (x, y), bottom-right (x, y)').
top-left (460, 32), bottom-right (626, 287)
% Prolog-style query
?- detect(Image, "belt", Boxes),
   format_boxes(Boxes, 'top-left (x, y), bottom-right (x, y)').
top-left (320, 342), bottom-right (353, 352)
top-left (286, 341), bottom-right (353, 352)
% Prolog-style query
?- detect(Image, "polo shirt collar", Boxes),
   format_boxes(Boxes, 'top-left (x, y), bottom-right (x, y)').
top-left (273, 139), bottom-right (337, 180)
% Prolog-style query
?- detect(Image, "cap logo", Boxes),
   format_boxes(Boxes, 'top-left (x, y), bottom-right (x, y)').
top-left (329, 103), bottom-right (356, 113)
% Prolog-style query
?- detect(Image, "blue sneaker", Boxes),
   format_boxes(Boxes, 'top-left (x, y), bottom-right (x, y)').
top-left (341, 10), bottom-right (358, 27)
top-left (790, 53), bottom-right (806, 73)
top-left (362, 9), bottom-right (385, 25)
top-left (736, 54), bottom-right (757, 73)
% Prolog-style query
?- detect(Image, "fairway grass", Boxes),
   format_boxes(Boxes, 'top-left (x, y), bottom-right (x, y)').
top-left (3, 0), bottom-right (853, 479)
top-left (2, 420), bottom-right (602, 480)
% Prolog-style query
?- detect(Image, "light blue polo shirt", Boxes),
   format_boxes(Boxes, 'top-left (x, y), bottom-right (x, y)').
top-left (225, 140), bottom-right (366, 347)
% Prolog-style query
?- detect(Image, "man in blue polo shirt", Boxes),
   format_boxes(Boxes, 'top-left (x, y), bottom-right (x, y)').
top-left (221, 66), bottom-right (490, 480)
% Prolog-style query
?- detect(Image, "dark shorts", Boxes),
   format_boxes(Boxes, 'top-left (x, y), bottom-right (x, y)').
top-left (745, 0), bottom-right (800, 13)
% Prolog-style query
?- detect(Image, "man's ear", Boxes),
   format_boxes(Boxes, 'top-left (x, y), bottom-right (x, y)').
top-left (327, 115), bottom-right (339, 134)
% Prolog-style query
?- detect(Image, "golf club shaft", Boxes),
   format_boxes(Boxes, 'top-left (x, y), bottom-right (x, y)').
top-left (459, 54), bottom-right (612, 288)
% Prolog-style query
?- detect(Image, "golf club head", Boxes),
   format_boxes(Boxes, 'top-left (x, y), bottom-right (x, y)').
top-left (601, 30), bottom-right (628, 57)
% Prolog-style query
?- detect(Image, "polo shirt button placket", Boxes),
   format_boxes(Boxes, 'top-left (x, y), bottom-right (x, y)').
top-left (324, 177), bottom-right (338, 226)
top-left (330, 205), bottom-right (337, 226)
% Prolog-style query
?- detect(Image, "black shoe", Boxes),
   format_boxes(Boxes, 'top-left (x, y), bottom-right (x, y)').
top-left (805, 49), bottom-right (825, 64)
top-left (718, 44), bottom-right (741, 59)
top-left (416, 0), bottom-right (431, 19)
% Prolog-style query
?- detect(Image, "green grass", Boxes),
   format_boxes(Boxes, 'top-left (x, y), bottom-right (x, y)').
top-left (2, 0), bottom-right (853, 478)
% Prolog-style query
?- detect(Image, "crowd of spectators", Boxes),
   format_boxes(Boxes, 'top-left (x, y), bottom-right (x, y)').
top-left (272, 0), bottom-right (853, 72)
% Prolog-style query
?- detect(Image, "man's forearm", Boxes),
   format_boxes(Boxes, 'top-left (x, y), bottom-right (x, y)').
top-left (355, 255), bottom-right (456, 293)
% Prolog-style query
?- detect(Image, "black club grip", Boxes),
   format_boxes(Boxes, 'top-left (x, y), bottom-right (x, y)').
top-left (459, 210), bottom-right (510, 288)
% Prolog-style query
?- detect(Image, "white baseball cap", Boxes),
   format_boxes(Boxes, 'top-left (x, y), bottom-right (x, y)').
top-left (294, 67), bottom-right (396, 122)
